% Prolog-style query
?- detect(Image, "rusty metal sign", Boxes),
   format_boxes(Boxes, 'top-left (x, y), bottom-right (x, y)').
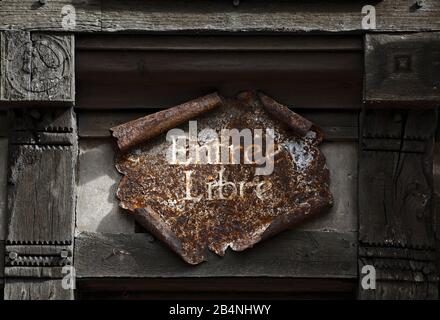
top-left (111, 92), bottom-right (333, 265)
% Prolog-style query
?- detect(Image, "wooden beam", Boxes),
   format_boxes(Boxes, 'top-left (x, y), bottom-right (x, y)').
top-left (76, 35), bottom-right (363, 110)
top-left (1, 0), bottom-right (440, 33)
top-left (358, 108), bottom-right (439, 299)
top-left (77, 278), bottom-right (356, 299)
top-left (75, 231), bottom-right (357, 279)
top-left (0, 31), bottom-right (74, 105)
top-left (77, 110), bottom-right (359, 141)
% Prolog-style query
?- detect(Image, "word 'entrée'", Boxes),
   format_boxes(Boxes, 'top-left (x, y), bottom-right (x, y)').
top-left (166, 121), bottom-right (275, 176)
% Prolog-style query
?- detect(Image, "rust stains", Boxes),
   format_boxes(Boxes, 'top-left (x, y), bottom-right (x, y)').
top-left (113, 92), bottom-right (333, 265)
top-left (110, 92), bottom-right (223, 152)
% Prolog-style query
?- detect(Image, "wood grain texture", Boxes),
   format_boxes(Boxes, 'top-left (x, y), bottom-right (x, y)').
top-left (2, 0), bottom-right (439, 32)
top-left (4, 279), bottom-right (73, 300)
top-left (359, 109), bottom-right (437, 248)
top-left (76, 38), bottom-right (363, 110)
top-left (7, 144), bottom-right (76, 243)
top-left (0, 0), bottom-right (101, 32)
top-left (78, 110), bottom-right (359, 141)
top-left (76, 34), bottom-right (363, 52)
top-left (75, 231), bottom-right (357, 279)
top-left (0, 31), bottom-right (75, 104)
top-left (358, 108), bottom-right (439, 299)
top-left (365, 33), bottom-right (440, 104)
top-left (5, 107), bottom-right (77, 300)
top-left (0, 138), bottom-right (7, 240)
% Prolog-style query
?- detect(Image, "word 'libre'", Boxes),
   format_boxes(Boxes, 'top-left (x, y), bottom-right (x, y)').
top-left (184, 168), bottom-right (272, 201)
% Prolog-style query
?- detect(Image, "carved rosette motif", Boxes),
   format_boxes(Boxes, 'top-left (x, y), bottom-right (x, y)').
top-left (1, 31), bottom-right (74, 102)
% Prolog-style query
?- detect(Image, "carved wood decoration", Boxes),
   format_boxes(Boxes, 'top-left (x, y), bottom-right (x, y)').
top-left (0, 31), bottom-right (74, 104)
top-left (4, 107), bottom-right (77, 300)
top-left (358, 109), bottom-right (439, 299)
top-left (3, 107), bottom-right (77, 299)
top-left (112, 92), bottom-right (333, 265)
top-left (365, 33), bottom-right (440, 104)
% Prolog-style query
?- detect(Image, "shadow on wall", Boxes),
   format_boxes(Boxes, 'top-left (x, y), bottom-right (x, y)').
top-left (0, 138), bottom-right (8, 240)
top-left (77, 138), bottom-right (134, 234)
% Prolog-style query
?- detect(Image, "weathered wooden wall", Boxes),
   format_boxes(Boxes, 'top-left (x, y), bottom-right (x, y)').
top-left (72, 35), bottom-right (361, 297)
top-left (75, 112), bottom-right (358, 289)
top-left (1, 0), bottom-right (439, 33)
top-left (0, 0), bottom-right (439, 300)
top-left (0, 111), bottom-right (7, 298)
top-left (0, 31), bottom-right (77, 299)
top-left (74, 89), bottom-right (359, 297)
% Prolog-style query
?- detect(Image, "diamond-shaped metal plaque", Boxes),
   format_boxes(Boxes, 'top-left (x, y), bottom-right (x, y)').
top-left (112, 92), bottom-right (332, 264)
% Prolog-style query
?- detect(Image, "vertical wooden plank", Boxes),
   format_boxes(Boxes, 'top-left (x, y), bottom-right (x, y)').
top-left (358, 109), bottom-right (439, 299)
top-left (4, 107), bottom-right (77, 300)
top-left (3, 107), bottom-right (77, 300)
top-left (0, 138), bottom-right (7, 240)
top-left (1, 30), bottom-right (77, 299)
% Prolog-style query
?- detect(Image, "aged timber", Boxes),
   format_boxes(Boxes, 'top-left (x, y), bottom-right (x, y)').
top-left (75, 231), bottom-right (357, 279)
top-left (4, 107), bottom-right (77, 299)
top-left (0, 31), bottom-right (74, 105)
top-left (114, 92), bottom-right (332, 264)
top-left (358, 109), bottom-right (439, 299)
top-left (0, 29), bottom-right (77, 299)
top-left (1, 1), bottom-right (440, 33)
top-left (364, 33), bottom-right (440, 105)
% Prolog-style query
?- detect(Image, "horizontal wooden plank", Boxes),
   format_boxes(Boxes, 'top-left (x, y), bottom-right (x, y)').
top-left (76, 35), bottom-right (363, 51)
top-left (76, 139), bottom-right (357, 234)
top-left (77, 278), bottom-right (356, 296)
top-left (74, 231), bottom-right (357, 279)
top-left (2, 0), bottom-right (439, 32)
top-left (78, 110), bottom-right (358, 141)
top-left (75, 35), bottom-right (362, 110)
top-left (0, 0), bottom-right (101, 32)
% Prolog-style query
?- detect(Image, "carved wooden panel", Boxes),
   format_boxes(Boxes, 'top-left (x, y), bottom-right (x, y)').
top-left (4, 107), bottom-right (77, 300)
top-left (0, 31), bottom-right (74, 104)
top-left (365, 33), bottom-right (440, 104)
top-left (358, 109), bottom-right (439, 299)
